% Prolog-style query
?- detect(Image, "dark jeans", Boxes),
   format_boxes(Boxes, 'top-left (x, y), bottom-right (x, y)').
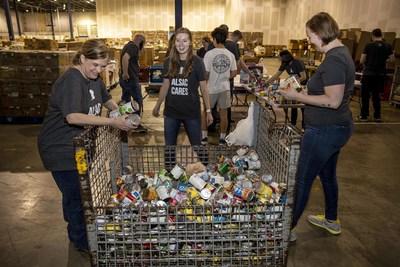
top-left (120, 78), bottom-right (143, 114)
top-left (52, 170), bottom-right (88, 251)
top-left (164, 116), bottom-right (208, 170)
top-left (291, 122), bottom-right (353, 229)
top-left (360, 75), bottom-right (385, 118)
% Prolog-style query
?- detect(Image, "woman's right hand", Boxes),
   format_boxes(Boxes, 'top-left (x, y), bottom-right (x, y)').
top-left (112, 115), bottom-right (138, 131)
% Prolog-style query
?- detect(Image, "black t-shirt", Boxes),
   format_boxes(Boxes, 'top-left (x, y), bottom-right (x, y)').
top-left (363, 41), bottom-right (393, 76)
top-left (279, 58), bottom-right (308, 85)
top-left (120, 41), bottom-right (140, 82)
top-left (38, 68), bottom-right (111, 171)
top-left (162, 56), bottom-right (206, 119)
top-left (305, 46), bottom-right (355, 125)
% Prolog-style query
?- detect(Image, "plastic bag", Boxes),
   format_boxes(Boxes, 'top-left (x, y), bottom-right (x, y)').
top-left (225, 102), bottom-right (255, 147)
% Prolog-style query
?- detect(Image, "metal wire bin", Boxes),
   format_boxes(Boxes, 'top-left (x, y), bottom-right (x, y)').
top-left (73, 101), bottom-right (301, 267)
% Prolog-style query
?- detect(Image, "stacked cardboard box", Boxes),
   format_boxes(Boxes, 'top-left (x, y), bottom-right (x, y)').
top-left (0, 50), bottom-right (74, 118)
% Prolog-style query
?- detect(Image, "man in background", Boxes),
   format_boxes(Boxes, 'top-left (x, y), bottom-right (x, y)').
top-left (120, 34), bottom-right (148, 132)
top-left (202, 27), bottom-right (237, 145)
top-left (358, 28), bottom-right (395, 122)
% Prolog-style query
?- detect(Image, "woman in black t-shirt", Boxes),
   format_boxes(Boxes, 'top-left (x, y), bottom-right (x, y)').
top-left (265, 50), bottom-right (308, 127)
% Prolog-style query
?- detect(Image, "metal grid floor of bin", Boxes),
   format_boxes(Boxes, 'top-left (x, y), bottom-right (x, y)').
top-left (74, 102), bottom-right (301, 267)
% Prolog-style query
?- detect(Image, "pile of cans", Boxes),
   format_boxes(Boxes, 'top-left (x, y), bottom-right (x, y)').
top-left (95, 146), bottom-right (289, 265)
top-left (108, 146), bottom-right (287, 211)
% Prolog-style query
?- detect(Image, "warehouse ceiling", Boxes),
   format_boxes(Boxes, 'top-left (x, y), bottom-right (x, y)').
top-left (0, 0), bottom-right (96, 13)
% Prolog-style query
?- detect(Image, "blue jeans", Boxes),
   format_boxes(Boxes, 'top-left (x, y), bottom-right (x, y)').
top-left (163, 116), bottom-right (207, 170)
top-left (292, 122), bottom-right (353, 228)
top-left (120, 78), bottom-right (143, 114)
top-left (52, 170), bottom-right (88, 251)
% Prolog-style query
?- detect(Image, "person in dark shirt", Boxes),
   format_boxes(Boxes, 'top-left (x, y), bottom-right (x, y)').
top-left (265, 50), bottom-right (308, 127)
top-left (358, 28), bottom-right (395, 122)
top-left (38, 39), bottom-right (137, 253)
top-left (279, 12), bottom-right (355, 242)
top-left (197, 36), bottom-right (212, 58)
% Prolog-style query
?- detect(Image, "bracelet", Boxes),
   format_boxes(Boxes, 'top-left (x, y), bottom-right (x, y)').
top-left (206, 109), bottom-right (211, 113)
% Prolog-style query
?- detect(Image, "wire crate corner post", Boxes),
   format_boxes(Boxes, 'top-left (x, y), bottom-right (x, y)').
top-left (73, 131), bottom-right (98, 265)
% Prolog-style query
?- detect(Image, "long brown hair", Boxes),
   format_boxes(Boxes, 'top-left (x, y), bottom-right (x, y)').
top-left (166, 27), bottom-right (195, 78)
top-left (72, 39), bottom-right (109, 65)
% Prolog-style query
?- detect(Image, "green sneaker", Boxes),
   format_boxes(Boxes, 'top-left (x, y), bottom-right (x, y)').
top-left (308, 215), bottom-right (341, 235)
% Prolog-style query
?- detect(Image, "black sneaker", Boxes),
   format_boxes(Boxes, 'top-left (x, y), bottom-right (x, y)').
top-left (219, 138), bottom-right (227, 146)
top-left (374, 116), bottom-right (382, 122)
top-left (201, 137), bottom-right (208, 145)
top-left (132, 124), bottom-right (148, 133)
top-left (357, 115), bottom-right (367, 122)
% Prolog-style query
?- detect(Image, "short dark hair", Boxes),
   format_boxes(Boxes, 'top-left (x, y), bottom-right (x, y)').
top-left (219, 24), bottom-right (229, 32)
top-left (306, 12), bottom-right (340, 46)
top-left (231, 30), bottom-right (243, 40)
top-left (211, 27), bottom-right (228, 45)
top-left (372, 28), bottom-right (382, 37)
top-left (279, 50), bottom-right (294, 64)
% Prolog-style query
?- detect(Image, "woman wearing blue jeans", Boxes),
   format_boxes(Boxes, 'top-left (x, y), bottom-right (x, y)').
top-left (279, 12), bottom-right (355, 241)
top-left (152, 27), bottom-right (213, 169)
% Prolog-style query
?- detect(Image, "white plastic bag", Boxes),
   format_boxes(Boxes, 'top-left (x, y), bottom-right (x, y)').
top-left (225, 102), bottom-right (255, 147)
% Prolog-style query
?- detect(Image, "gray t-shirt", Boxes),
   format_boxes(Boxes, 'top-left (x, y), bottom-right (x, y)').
top-left (38, 68), bottom-right (111, 171)
top-left (305, 46), bottom-right (355, 125)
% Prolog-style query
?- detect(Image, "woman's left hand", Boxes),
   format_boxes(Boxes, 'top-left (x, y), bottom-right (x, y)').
top-left (277, 86), bottom-right (298, 101)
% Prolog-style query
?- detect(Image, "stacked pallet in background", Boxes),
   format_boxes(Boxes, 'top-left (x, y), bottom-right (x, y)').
top-left (0, 50), bottom-right (74, 120)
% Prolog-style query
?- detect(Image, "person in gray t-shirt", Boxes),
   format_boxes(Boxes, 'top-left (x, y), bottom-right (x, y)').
top-left (38, 40), bottom-right (137, 252)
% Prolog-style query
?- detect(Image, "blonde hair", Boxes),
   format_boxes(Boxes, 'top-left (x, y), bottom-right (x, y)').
top-left (72, 39), bottom-right (109, 65)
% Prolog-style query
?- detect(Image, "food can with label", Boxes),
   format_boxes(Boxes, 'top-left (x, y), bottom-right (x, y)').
top-left (142, 188), bottom-right (157, 201)
top-left (253, 180), bottom-right (273, 197)
top-left (248, 150), bottom-right (259, 161)
top-left (236, 146), bottom-right (249, 157)
top-left (156, 185), bottom-right (170, 200)
top-left (233, 186), bottom-right (254, 202)
top-left (200, 188), bottom-right (212, 200)
top-left (170, 163), bottom-right (185, 179)
top-left (188, 173), bottom-right (207, 190)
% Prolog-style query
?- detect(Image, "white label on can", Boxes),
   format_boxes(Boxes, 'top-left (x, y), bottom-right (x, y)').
top-left (156, 186), bottom-right (170, 200)
top-left (170, 164), bottom-right (184, 179)
top-left (189, 173), bottom-right (207, 190)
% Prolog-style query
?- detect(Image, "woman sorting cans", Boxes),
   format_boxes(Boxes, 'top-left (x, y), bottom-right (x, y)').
top-left (37, 39), bottom-right (137, 252)
top-left (278, 12), bottom-right (355, 241)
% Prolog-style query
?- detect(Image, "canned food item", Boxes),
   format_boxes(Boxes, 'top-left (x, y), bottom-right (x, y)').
top-left (261, 173), bottom-right (274, 184)
top-left (236, 146), bottom-right (249, 157)
top-left (223, 180), bottom-right (234, 192)
top-left (188, 173), bottom-right (206, 190)
top-left (122, 165), bottom-right (133, 175)
top-left (186, 186), bottom-right (200, 201)
top-left (242, 179), bottom-right (253, 190)
top-left (142, 188), bottom-right (157, 201)
top-left (200, 188), bottom-right (212, 200)
top-left (218, 162), bottom-right (230, 175)
top-left (209, 174), bottom-right (225, 185)
top-left (248, 150), bottom-right (259, 161)
top-left (253, 181), bottom-right (273, 197)
top-left (125, 113), bottom-right (141, 126)
top-left (109, 101), bottom-right (140, 118)
top-left (170, 164), bottom-right (185, 179)
top-left (156, 185), bottom-right (170, 200)
top-left (158, 169), bottom-right (169, 182)
top-left (247, 160), bottom-right (261, 170)
top-left (233, 186), bottom-right (254, 202)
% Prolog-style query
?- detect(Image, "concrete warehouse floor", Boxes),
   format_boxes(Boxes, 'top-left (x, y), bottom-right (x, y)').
top-left (1, 58), bottom-right (400, 267)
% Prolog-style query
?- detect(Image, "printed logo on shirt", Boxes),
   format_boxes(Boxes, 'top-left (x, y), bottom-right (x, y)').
top-left (212, 54), bottom-right (231, 74)
top-left (170, 78), bottom-right (189, 95)
top-left (89, 103), bottom-right (102, 116)
top-left (89, 89), bottom-right (95, 100)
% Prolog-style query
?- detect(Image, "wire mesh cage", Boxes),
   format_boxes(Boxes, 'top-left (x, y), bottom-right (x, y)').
top-left (73, 101), bottom-right (301, 267)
